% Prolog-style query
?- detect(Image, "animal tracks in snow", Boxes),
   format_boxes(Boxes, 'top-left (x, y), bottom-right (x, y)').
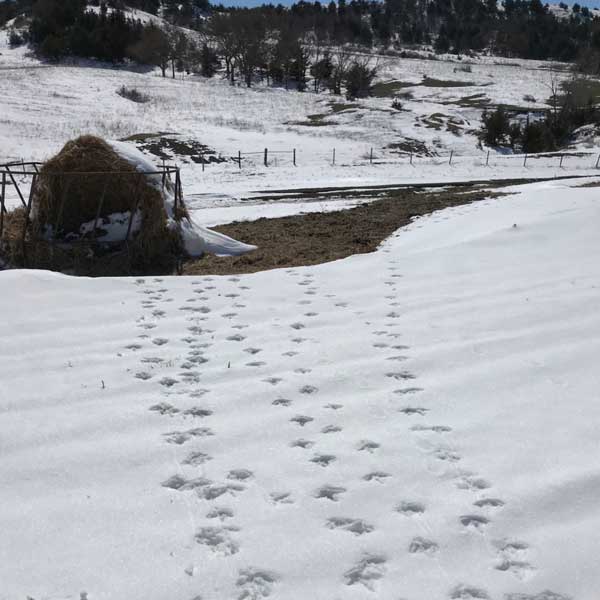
top-left (236, 568), bottom-right (279, 600)
top-left (449, 584), bottom-right (490, 599)
top-left (125, 267), bottom-right (546, 599)
top-left (459, 514), bottom-right (490, 532)
top-left (315, 485), bottom-right (346, 501)
top-left (163, 427), bottom-right (213, 445)
top-left (326, 517), bottom-right (374, 536)
top-left (396, 501), bottom-right (425, 515)
top-left (195, 526), bottom-right (239, 556)
top-left (344, 555), bottom-right (387, 590)
top-left (494, 540), bottom-right (536, 580)
top-left (409, 536), bottom-right (439, 555)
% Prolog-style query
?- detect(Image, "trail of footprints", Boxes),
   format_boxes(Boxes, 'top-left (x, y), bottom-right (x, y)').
top-left (126, 270), bottom-right (559, 599)
top-left (131, 276), bottom-right (283, 595)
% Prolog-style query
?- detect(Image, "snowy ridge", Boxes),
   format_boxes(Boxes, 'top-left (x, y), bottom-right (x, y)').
top-left (1, 178), bottom-right (599, 599)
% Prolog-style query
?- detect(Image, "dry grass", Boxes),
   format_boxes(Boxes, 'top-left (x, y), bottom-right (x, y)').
top-left (1, 135), bottom-right (187, 275)
top-left (182, 187), bottom-right (508, 276)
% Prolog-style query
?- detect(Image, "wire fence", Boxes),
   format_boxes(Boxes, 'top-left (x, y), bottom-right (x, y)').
top-left (187, 147), bottom-right (600, 172)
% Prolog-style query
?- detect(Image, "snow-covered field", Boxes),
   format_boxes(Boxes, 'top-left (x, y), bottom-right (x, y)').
top-left (2, 10), bottom-right (600, 599)
top-left (2, 25), bottom-right (598, 207)
top-left (2, 178), bottom-right (600, 600)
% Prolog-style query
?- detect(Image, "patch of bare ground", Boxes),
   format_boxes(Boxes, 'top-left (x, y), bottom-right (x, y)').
top-left (182, 186), bottom-right (508, 276)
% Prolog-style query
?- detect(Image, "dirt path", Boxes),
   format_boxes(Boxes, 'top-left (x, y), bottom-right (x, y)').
top-left (182, 185), bottom-right (507, 276)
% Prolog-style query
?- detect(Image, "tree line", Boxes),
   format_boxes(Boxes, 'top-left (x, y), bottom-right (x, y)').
top-left (6, 0), bottom-right (600, 78)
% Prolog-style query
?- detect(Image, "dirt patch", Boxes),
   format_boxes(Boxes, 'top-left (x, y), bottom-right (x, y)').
top-left (386, 138), bottom-right (433, 156)
top-left (442, 93), bottom-right (491, 109)
top-left (182, 187), bottom-right (507, 276)
top-left (420, 113), bottom-right (467, 135)
top-left (122, 133), bottom-right (224, 164)
top-left (329, 102), bottom-right (360, 113)
top-left (421, 77), bottom-right (479, 88)
top-left (372, 80), bottom-right (416, 98)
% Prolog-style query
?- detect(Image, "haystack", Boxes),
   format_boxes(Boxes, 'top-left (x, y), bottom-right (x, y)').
top-left (2, 135), bottom-right (186, 275)
top-left (1, 135), bottom-right (257, 275)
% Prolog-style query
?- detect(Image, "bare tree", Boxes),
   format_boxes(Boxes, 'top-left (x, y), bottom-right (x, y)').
top-left (232, 12), bottom-right (267, 88)
top-left (129, 25), bottom-right (172, 77)
top-left (329, 47), bottom-right (352, 95)
top-left (210, 13), bottom-right (239, 84)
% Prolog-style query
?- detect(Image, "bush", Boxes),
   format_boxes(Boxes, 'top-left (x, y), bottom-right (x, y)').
top-left (344, 60), bottom-right (378, 99)
top-left (522, 121), bottom-right (556, 153)
top-left (8, 29), bottom-right (26, 47)
top-left (480, 107), bottom-right (511, 146)
top-left (523, 94), bottom-right (536, 103)
top-left (200, 43), bottom-right (219, 78)
top-left (391, 98), bottom-right (403, 111)
top-left (117, 86), bottom-right (149, 103)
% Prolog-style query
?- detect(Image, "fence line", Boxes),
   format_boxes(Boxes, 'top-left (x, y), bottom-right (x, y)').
top-left (188, 147), bottom-right (600, 172)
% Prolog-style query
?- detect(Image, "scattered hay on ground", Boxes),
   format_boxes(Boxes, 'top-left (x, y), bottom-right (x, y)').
top-left (182, 186), bottom-right (509, 276)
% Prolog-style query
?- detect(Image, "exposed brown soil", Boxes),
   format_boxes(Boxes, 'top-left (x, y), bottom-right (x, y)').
top-left (181, 186), bottom-right (508, 276)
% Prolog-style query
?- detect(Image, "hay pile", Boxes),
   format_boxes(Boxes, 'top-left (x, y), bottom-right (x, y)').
top-left (1, 135), bottom-right (187, 275)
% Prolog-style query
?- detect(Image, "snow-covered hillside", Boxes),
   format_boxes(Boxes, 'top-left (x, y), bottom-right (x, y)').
top-left (3, 24), bottom-right (597, 206)
top-left (2, 178), bottom-right (599, 600)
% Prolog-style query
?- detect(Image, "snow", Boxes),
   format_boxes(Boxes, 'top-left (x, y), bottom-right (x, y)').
top-left (2, 15), bottom-right (600, 599)
top-left (78, 210), bottom-right (143, 241)
top-left (193, 197), bottom-right (377, 227)
top-left (2, 178), bottom-right (600, 600)
top-left (1, 25), bottom-right (594, 207)
top-left (107, 139), bottom-right (256, 256)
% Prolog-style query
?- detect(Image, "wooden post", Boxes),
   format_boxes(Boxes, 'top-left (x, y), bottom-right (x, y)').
top-left (370, 147), bottom-right (373, 164)
top-left (293, 148), bottom-right (296, 166)
top-left (264, 148), bottom-right (268, 167)
top-left (595, 153), bottom-right (600, 168)
top-left (486, 150), bottom-right (490, 166)
top-left (0, 172), bottom-right (5, 238)
top-left (125, 175), bottom-right (143, 242)
top-left (410, 152), bottom-right (413, 165)
top-left (449, 150), bottom-right (454, 165)
top-left (332, 148), bottom-right (336, 166)
top-left (201, 154), bottom-right (205, 172)
top-left (238, 151), bottom-right (242, 169)
top-left (559, 154), bottom-right (564, 168)
top-left (523, 154), bottom-right (528, 167)
top-left (174, 169), bottom-right (180, 214)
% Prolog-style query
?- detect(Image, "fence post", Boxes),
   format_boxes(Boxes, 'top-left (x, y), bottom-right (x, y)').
top-left (293, 148), bottom-right (296, 166)
top-left (486, 150), bottom-right (490, 167)
top-left (264, 148), bottom-right (268, 167)
top-left (410, 152), bottom-right (413, 165)
top-left (370, 147), bottom-right (373, 164)
top-left (523, 154), bottom-right (528, 167)
top-left (449, 150), bottom-right (454, 165)
top-left (332, 148), bottom-right (336, 166)
top-left (559, 154), bottom-right (564, 168)
top-left (0, 172), bottom-right (5, 238)
top-left (201, 154), bottom-right (205, 172)
top-left (595, 153), bottom-right (600, 168)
